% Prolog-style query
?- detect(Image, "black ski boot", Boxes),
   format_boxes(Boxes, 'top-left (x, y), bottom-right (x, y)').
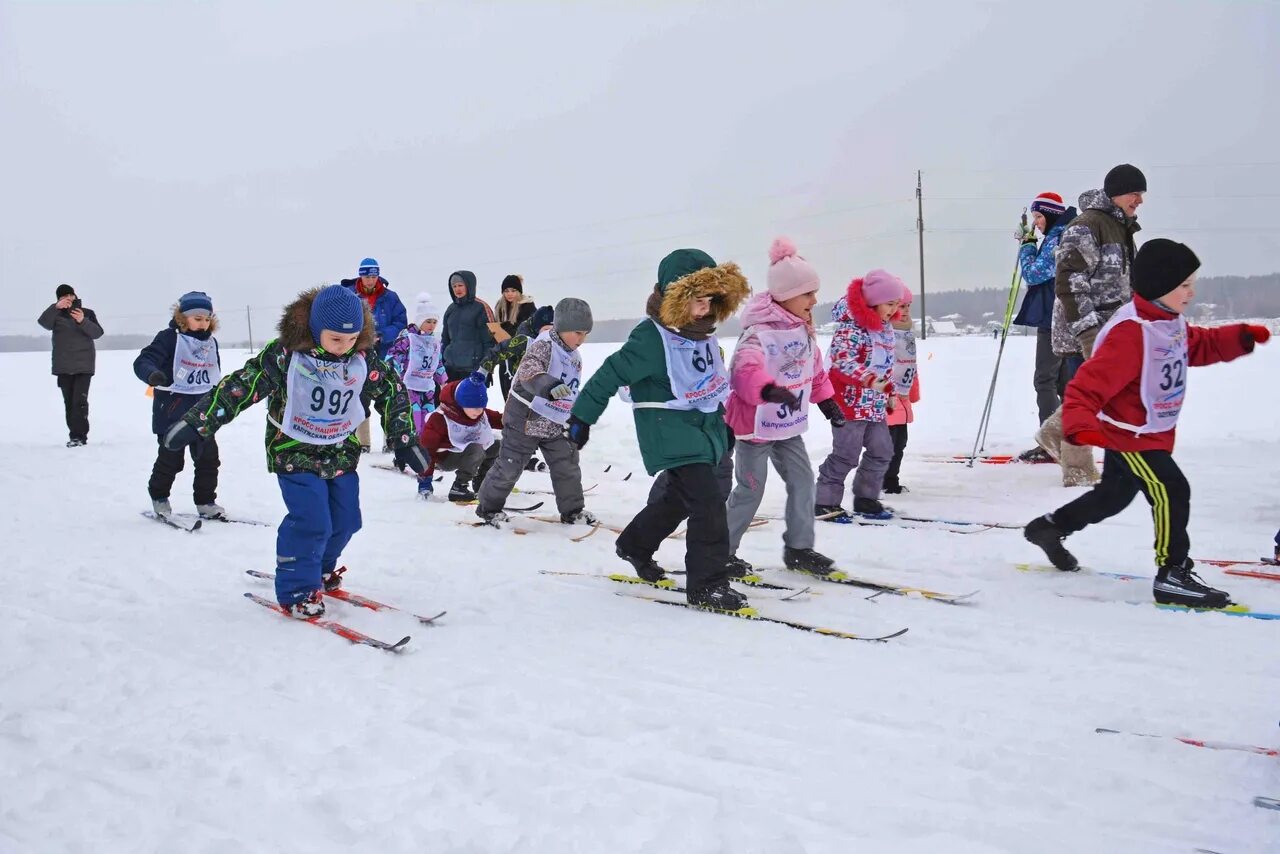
top-left (1017, 446), bottom-right (1054, 463)
top-left (616, 546), bottom-right (667, 583)
top-left (687, 583), bottom-right (750, 612)
top-left (815, 504), bottom-right (851, 522)
top-left (449, 477), bottom-right (476, 503)
top-left (784, 547), bottom-right (835, 575)
top-left (475, 507), bottom-right (510, 528)
top-left (1023, 514), bottom-right (1080, 572)
top-left (725, 554), bottom-right (753, 579)
top-left (1153, 559), bottom-right (1231, 609)
top-left (321, 565), bottom-right (347, 592)
top-left (853, 497), bottom-right (891, 519)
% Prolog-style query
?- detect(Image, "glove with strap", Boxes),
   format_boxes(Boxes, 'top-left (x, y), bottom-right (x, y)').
top-left (565, 415), bottom-right (591, 450)
top-left (162, 420), bottom-right (201, 452)
top-left (394, 444), bottom-right (430, 475)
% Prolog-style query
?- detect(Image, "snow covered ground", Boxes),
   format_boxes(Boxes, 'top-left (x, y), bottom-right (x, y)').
top-left (2, 334), bottom-right (1278, 853)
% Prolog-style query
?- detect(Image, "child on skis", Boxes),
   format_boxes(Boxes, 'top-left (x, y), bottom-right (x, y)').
top-left (476, 303), bottom-right (555, 473)
top-left (567, 248), bottom-right (751, 612)
top-left (163, 285), bottom-right (428, 616)
top-left (476, 298), bottom-right (595, 526)
top-left (133, 291), bottom-right (224, 520)
top-left (815, 270), bottom-right (904, 520)
top-left (417, 376), bottom-right (503, 502)
top-left (882, 285), bottom-right (920, 495)
top-left (1023, 239), bottom-right (1269, 607)
top-left (386, 293), bottom-right (448, 439)
top-left (723, 238), bottom-right (842, 578)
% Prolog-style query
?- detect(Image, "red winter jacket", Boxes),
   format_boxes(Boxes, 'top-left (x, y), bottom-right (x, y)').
top-left (1062, 295), bottom-right (1255, 452)
top-left (417, 380), bottom-right (503, 474)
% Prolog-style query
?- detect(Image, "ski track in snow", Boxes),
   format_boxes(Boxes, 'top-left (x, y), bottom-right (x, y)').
top-left (1, 336), bottom-right (1278, 853)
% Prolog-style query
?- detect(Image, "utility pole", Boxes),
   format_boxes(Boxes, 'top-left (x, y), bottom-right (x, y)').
top-left (246, 305), bottom-right (255, 351)
top-left (916, 169), bottom-right (927, 340)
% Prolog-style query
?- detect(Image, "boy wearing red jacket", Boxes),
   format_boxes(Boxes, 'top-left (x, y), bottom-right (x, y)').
top-left (1024, 239), bottom-right (1270, 607)
top-left (417, 376), bottom-right (503, 502)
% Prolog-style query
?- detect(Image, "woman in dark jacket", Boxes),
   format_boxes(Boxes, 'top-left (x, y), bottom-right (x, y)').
top-left (493, 274), bottom-right (537, 399)
top-left (440, 270), bottom-right (496, 381)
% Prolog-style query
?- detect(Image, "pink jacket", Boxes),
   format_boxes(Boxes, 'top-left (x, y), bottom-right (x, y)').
top-left (886, 374), bottom-right (921, 426)
top-left (725, 292), bottom-right (835, 441)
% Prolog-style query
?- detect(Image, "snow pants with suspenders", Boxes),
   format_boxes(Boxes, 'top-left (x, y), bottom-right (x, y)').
top-left (1049, 449), bottom-right (1192, 568)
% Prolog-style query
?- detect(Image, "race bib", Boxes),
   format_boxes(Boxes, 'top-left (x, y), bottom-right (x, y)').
top-left (160, 333), bottom-right (220, 395)
top-left (403, 332), bottom-right (442, 393)
top-left (445, 413), bottom-right (496, 452)
top-left (652, 320), bottom-right (729, 413)
top-left (278, 352), bottom-right (367, 445)
top-left (750, 327), bottom-right (814, 441)
top-left (524, 331), bottom-right (581, 425)
top-left (1094, 303), bottom-right (1188, 434)
top-left (891, 328), bottom-right (917, 389)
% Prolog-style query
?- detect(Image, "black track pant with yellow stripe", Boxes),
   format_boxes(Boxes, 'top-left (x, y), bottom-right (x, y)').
top-left (1051, 449), bottom-right (1191, 568)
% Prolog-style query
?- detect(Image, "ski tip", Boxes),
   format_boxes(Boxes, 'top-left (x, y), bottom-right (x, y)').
top-left (388, 636), bottom-right (412, 652)
top-left (418, 611), bottom-right (447, 625)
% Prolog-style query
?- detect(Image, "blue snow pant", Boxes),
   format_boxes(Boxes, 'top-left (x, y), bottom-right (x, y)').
top-left (275, 472), bottom-right (362, 606)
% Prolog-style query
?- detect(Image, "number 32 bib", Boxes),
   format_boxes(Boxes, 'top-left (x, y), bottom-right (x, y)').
top-left (278, 352), bottom-right (368, 444)
top-left (1093, 302), bottom-right (1188, 434)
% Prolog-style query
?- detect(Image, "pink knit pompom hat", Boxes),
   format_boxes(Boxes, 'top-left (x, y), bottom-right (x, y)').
top-left (862, 269), bottom-right (905, 307)
top-left (899, 282), bottom-right (914, 306)
top-left (766, 237), bottom-right (820, 301)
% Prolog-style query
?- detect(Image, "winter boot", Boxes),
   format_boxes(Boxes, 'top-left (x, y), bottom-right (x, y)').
top-left (321, 566), bottom-right (346, 592)
top-left (1059, 441), bottom-right (1100, 487)
top-left (561, 510), bottom-right (599, 525)
top-left (66, 438), bottom-right (86, 448)
top-left (476, 507), bottom-right (510, 528)
top-left (525, 456), bottom-right (548, 473)
top-left (1034, 410), bottom-right (1064, 462)
top-left (359, 444), bottom-right (371, 454)
top-left (815, 504), bottom-right (852, 522)
top-left (1153, 559), bottom-right (1231, 609)
top-left (151, 497), bottom-right (173, 518)
top-left (784, 547), bottom-right (836, 575)
top-left (417, 476), bottom-right (434, 499)
top-left (196, 502), bottom-right (226, 520)
top-left (883, 484), bottom-right (909, 495)
top-left (615, 546), bottom-right (667, 583)
top-left (1023, 514), bottom-right (1080, 572)
top-left (687, 583), bottom-right (750, 613)
top-left (725, 554), bottom-right (753, 579)
top-left (853, 497), bottom-right (892, 519)
top-left (1017, 446), bottom-right (1054, 463)
top-left (284, 591), bottom-right (325, 619)
top-left (449, 477), bottom-right (476, 503)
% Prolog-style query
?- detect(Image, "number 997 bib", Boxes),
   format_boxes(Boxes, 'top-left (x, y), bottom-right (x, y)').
top-left (278, 352), bottom-right (368, 444)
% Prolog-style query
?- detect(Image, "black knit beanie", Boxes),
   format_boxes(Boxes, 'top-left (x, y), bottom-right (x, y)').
top-left (501, 274), bottom-right (523, 294)
top-left (1132, 239), bottom-right (1199, 301)
top-left (1104, 164), bottom-right (1147, 198)
top-left (56, 284), bottom-right (75, 298)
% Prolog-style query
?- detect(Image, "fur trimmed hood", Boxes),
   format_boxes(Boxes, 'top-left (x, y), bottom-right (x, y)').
top-left (277, 286), bottom-right (377, 353)
top-left (837, 278), bottom-right (887, 332)
top-left (655, 262), bottom-right (751, 329)
top-left (170, 306), bottom-right (220, 335)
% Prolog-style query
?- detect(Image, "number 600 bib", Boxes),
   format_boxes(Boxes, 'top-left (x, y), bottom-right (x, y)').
top-left (278, 352), bottom-right (368, 444)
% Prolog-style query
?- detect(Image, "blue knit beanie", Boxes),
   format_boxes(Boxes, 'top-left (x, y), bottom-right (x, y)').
top-left (178, 291), bottom-right (213, 317)
top-left (358, 257), bottom-right (380, 277)
top-left (454, 376), bottom-right (488, 409)
top-left (309, 284), bottom-right (365, 343)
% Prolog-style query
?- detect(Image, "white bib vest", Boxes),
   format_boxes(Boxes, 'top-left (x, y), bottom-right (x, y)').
top-left (513, 331), bottom-right (581, 425)
top-left (159, 333), bottom-right (220, 395)
top-left (1092, 302), bottom-right (1188, 434)
top-left (890, 327), bottom-right (917, 390)
top-left (276, 352), bottom-right (368, 445)
top-left (444, 412), bottom-right (496, 452)
top-left (868, 330), bottom-right (895, 382)
top-left (636, 320), bottom-right (729, 413)
top-left (403, 332), bottom-right (442, 393)
top-left (747, 327), bottom-right (814, 441)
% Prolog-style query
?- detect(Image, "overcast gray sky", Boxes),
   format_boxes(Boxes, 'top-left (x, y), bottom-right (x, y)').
top-left (3, 0), bottom-right (1278, 340)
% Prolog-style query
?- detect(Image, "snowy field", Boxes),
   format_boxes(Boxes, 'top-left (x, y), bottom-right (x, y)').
top-left (2, 334), bottom-right (1278, 853)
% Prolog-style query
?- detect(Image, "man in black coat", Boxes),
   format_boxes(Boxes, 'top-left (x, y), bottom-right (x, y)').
top-left (37, 284), bottom-right (104, 447)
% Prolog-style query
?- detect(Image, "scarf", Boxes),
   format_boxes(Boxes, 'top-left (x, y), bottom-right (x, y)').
top-left (645, 286), bottom-right (717, 341)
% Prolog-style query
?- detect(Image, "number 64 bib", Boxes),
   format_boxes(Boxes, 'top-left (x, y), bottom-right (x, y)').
top-left (1093, 302), bottom-right (1188, 434)
top-left (277, 352), bottom-right (368, 444)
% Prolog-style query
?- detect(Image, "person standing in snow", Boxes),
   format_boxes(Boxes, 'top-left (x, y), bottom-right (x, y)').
top-left (1012, 192), bottom-right (1078, 462)
top-left (882, 284), bottom-right (921, 495)
top-left (37, 283), bottom-right (104, 447)
top-left (476, 298), bottom-right (596, 526)
top-left (814, 270), bottom-right (904, 521)
top-left (722, 238), bottom-right (843, 579)
top-left (163, 284), bottom-right (427, 617)
top-left (1024, 239), bottom-right (1270, 608)
top-left (493, 274), bottom-right (538, 399)
top-left (341, 258), bottom-right (408, 452)
top-left (566, 248), bottom-right (751, 613)
top-left (1036, 165), bottom-right (1147, 486)
top-left (133, 291), bottom-right (224, 520)
top-left (441, 270), bottom-right (497, 382)
top-left (385, 293), bottom-right (448, 442)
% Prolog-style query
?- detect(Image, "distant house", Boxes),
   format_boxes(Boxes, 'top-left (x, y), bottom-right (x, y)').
top-left (925, 319), bottom-right (959, 336)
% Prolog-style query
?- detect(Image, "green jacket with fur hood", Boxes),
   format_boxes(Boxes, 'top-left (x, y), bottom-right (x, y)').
top-left (571, 256), bottom-right (750, 476)
top-left (181, 287), bottom-right (417, 478)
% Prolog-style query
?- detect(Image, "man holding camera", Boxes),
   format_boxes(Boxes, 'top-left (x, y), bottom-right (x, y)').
top-left (37, 284), bottom-right (104, 447)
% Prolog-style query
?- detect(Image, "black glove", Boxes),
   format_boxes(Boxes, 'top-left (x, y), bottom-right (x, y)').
top-left (760, 383), bottom-right (801, 409)
top-left (565, 415), bottom-right (591, 450)
top-left (162, 420), bottom-right (201, 451)
top-left (817, 398), bottom-right (846, 427)
top-left (146, 370), bottom-right (169, 387)
top-left (394, 444), bottom-right (430, 475)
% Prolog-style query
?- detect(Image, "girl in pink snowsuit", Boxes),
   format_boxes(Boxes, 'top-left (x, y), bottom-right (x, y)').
top-left (883, 285), bottom-right (920, 494)
top-left (722, 238), bottom-right (843, 577)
